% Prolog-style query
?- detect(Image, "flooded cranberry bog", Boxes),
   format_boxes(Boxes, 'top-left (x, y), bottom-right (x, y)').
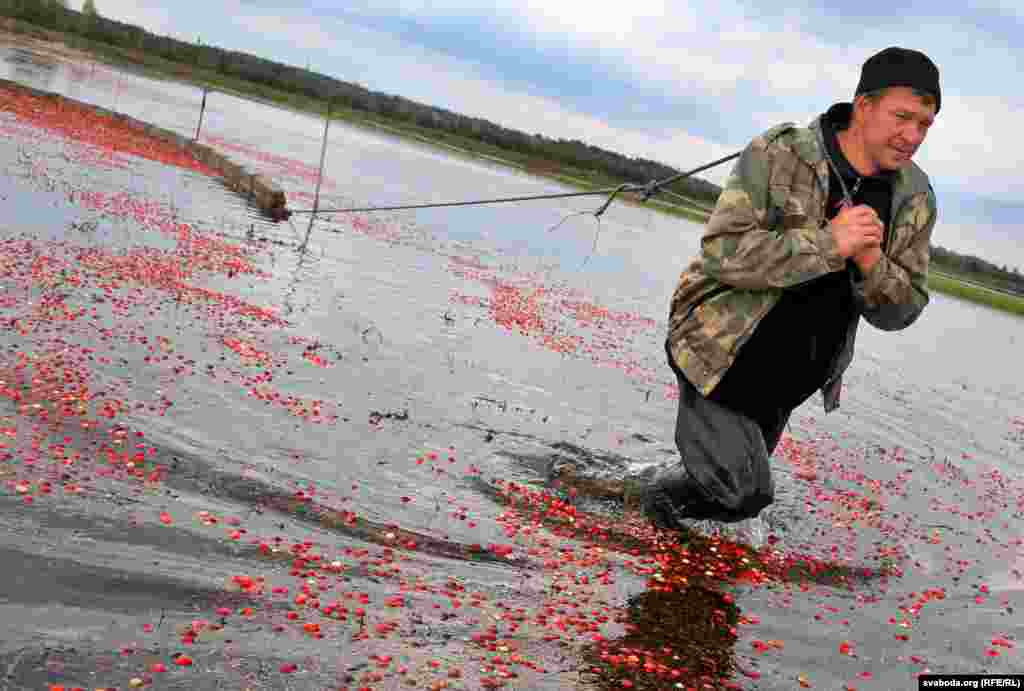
top-left (1, 38), bottom-right (1023, 691)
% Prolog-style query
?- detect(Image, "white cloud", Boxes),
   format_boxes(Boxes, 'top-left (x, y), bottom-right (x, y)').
top-left (931, 221), bottom-right (1024, 270)
top-left (976, 1), bottom-right (1024, 21)
top-left (914, 94), bottom-right (1023, 201)
top-left (345, 1), bottom-right (860, 112)
top-left (90, 0), bottom-right (182, 39)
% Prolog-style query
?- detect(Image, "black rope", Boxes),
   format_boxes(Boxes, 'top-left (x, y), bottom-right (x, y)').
top-left (287, 151), bottom-right (740, 218)
top-left (290, 188), bottom-right (626, 214)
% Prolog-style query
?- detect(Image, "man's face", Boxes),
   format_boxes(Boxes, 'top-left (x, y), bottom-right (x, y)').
top-left (858, 87), bottom-right (937, 172)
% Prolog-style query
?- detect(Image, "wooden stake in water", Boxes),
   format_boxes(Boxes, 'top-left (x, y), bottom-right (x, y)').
top-left (194, 87), bottom-right (209, 141)
top-left (302, 100), bottom-right (333, 252)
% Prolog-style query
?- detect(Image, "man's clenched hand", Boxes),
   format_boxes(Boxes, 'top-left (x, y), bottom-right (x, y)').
top-left (830, 204), bottom-right (884, 259)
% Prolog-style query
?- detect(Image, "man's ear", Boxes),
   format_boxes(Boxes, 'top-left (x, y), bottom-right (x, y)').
top-left (851, 94), bottom-right (872, 125)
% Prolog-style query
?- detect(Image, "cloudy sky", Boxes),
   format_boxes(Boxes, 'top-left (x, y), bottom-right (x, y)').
top-left (93, 0), bottom-right (1023, 269)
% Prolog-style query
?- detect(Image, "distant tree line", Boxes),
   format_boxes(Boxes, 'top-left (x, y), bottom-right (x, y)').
top-left (930, 245), bottom-right (1024, 295)
top-left (2, 0), bottom-right (1021, 294)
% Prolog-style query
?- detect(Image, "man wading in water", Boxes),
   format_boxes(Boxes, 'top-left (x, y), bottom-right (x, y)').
top-left (641, 47), bottom-right (941, 533)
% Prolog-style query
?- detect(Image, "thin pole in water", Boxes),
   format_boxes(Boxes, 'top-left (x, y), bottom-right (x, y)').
top-left (194, 87), bottom-right (209, 141)
top-left (302, 98), bottom-right (333, 252)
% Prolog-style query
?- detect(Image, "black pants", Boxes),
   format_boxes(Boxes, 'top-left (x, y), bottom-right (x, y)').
top-left (664, 340), bottom-right (787, 522)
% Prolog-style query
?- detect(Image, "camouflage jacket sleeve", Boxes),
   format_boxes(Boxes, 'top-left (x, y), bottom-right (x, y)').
top-left (700, 136), bottom-right (847, 289)
top-left (852, 187), bottom-right (937, 331)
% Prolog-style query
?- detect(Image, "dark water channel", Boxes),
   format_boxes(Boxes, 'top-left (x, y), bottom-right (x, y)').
top-left (1, 37), bottom-right (1023, 691)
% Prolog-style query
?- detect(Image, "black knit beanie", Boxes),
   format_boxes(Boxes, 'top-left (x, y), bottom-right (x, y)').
top-left (855, 47), bottom-right (941, 113)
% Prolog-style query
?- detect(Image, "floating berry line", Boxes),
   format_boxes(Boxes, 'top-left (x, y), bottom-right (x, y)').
top-left (1, 78), bottom-right (289, 219)
top-left (0, 83), bottom-right (220, 178)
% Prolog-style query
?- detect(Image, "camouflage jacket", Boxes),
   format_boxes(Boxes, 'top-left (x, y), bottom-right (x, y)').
top-left (667, 114), bottom-right (937, 412)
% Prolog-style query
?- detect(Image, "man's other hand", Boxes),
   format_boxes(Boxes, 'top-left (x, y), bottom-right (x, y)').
top-left (852, 245), bottom-right (882, 274)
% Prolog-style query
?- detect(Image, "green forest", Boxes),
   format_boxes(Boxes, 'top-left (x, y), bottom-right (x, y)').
top-left (1, 0), bottom-right (1022, 296)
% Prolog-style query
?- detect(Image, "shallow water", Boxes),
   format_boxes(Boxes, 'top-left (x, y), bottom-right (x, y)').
top-left (1, 37), bottom-right (1023, 691)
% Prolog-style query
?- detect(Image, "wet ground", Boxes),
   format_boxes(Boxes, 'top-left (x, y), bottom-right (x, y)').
top-left (1, 35), bottom-right (1023, 691)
